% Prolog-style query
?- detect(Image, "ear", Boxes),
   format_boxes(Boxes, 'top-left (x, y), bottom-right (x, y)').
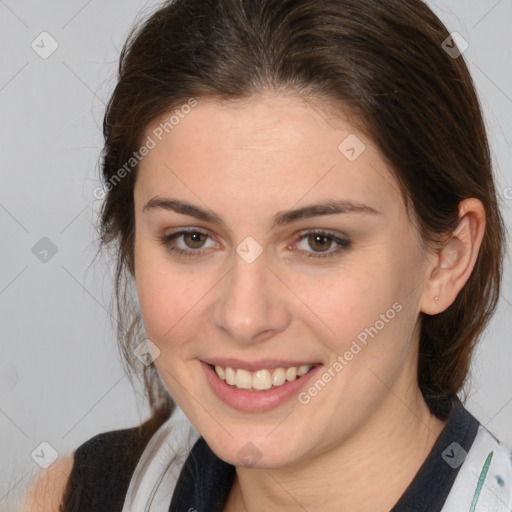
top-left (421, 198), bottom-right (486, 315)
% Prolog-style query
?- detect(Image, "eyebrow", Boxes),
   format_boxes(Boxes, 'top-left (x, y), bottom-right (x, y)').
top-left (142, 197), bottom-right (380, 228)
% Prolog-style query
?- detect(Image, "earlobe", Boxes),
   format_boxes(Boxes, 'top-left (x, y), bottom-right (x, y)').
top-left (421, 198), bottom-right (486, 315)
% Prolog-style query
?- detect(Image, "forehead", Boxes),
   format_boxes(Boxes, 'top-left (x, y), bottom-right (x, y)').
top-left (134, 94), bottom-right (401, 217)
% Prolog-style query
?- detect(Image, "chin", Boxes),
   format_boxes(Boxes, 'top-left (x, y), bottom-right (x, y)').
top-left (203, 429), bottom-right (309, 470)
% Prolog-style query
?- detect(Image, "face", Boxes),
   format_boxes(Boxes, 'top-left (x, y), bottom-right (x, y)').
top-left (133, 93), bottom-right (433, 468)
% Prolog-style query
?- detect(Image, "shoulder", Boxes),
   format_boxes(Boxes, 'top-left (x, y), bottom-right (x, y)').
top-left (73, 424), bottom-right (141, 461)
top-left (442, 425), bottom-right (512, 511)
top-left (19, 409), bottom-right (172, 512)
top-left (20, 456), bottom-right (75, 512)
top-left (18, 424), bottom-right (155, 512)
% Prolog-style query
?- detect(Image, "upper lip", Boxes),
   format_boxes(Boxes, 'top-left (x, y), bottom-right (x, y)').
top-left (201, 357), bottom-right (321, 372)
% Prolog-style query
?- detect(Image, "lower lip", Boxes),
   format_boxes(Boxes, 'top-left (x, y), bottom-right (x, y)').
top-left (201, 361), bottom-right (323, 412)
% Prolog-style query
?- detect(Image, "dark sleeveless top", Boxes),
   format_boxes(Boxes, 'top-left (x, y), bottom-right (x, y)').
top-left (60, 410), bottom-right (169, 512)
top-left (61, 395), bottom-right (480, 512)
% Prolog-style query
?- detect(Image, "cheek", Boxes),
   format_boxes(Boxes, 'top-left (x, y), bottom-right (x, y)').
top-left (134, 242), bottom-right (208, 345)
top-left (287, 244), bottom-right (418, 367)
top-left (290, 255), bottom-right (397, 336)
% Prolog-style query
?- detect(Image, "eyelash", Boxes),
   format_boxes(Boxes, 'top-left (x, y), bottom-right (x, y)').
top-left (158, 228), bottom-right (351, 259)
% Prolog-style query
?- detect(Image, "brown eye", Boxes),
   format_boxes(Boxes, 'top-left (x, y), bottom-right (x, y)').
top-left (182, 231), bottom-right (207, 249)
top-left (307, 234), bottom-right (333, 252)
top-left (294, 230), bottom-right (351, 259)
top-left (159, 229), bottom-right (217, 257)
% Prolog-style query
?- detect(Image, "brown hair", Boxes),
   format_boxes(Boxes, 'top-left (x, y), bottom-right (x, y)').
top-left (97, 0), bottom-right (506, 422)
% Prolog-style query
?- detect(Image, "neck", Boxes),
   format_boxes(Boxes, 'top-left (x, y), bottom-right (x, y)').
top-left (224, 387), bottom-right (447, 512)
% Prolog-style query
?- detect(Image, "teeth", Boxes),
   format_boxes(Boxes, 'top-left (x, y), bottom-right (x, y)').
top-left (253, 370), bottom-right (272, 390)
top-left (215, 365), bottom-right (225, 380)
top-left (225, 366), bottom-right (236, 386)
top-left (297, 364), bottom-right (310, 376)
top-left (214, 364), bottom-right (313, 391)
top-left (272, 367), bottom-right (286, 386)
top-left (235, 369), bottom-right (252, 389)
top-left (285, 367), bottom-right (297, 381)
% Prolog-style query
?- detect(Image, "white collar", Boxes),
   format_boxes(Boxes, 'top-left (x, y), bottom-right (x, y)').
top-left (121, 405), bottom-right (200, 512)
top-left (441, 425), bottom-right (512, 511)
top-left (122, 409), bottom-right (512, 511)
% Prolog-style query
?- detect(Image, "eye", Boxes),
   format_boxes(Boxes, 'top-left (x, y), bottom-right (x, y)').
top-left (158, 228), bottom-right (351, 260)
top-left (159, 228), bottom-right (219, 257)
top-left (292, 230), bottom-right (351, 258)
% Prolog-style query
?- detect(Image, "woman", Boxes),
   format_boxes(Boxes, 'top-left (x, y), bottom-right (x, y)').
top-left (23, 0), bottom-right (510, 511)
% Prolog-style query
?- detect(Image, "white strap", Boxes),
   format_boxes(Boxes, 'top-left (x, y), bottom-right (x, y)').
top-left (121, 405), bottom-right (200, 512)
top-left (441, 425), bottom-right (512, 511)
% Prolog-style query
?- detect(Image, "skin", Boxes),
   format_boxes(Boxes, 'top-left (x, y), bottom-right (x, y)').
top-left (133, 91), bottom-right (485, 512)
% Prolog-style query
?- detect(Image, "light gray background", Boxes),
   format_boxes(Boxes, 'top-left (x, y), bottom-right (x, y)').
top-left (0, 0), bottom-right (511, 509)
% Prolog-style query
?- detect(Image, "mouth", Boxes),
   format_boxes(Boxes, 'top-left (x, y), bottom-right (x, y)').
top-left (206, 362), bottom-right (320, 392)
top-left (201, 360), bottom-right (324, 412)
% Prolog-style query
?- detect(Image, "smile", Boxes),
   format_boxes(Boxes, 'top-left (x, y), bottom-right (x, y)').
top-left (213, 364), bottom-right (314, 391)
top-left (201, 360), bottom-right (323, 412)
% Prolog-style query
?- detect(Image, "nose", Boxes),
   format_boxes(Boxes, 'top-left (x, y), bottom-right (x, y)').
top-left (211, 248), bottom-right (291, 344)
